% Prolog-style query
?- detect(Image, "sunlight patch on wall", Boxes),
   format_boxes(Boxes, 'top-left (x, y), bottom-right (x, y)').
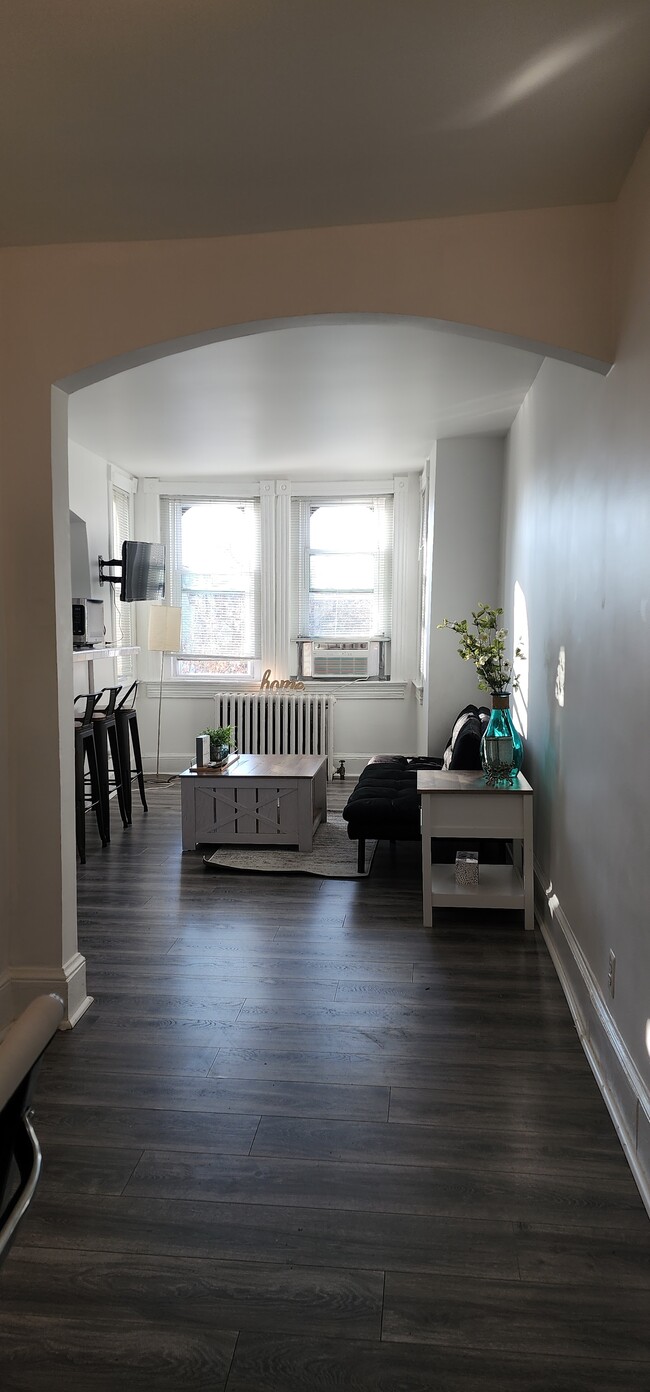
top-left (545, 878), bottom-right (559, 919)
top-left (512, 579), bottom-right (529, 738)
top-left (555, 645), bottom-right (566, 708)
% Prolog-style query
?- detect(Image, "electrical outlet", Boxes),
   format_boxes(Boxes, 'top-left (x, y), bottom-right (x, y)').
top-left (607, 950), bottom-right (616, 998)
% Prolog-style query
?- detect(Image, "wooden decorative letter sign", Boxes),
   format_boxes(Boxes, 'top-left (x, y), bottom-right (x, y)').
top-left (259, 669), bottom-right (305, 692)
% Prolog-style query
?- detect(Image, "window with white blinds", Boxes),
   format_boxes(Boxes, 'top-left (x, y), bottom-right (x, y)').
top-left (297, 497), bottom-right (392, 638)
top-left (111, 485), bottom-right (134, 678)
top-left (161, 497), bottom-right (261, 676)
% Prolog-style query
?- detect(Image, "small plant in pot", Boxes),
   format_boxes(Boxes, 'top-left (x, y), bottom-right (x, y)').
top-left (438, 605), bottom-right (524, 786)
top-left (201, 726), bottom-right (233, 765)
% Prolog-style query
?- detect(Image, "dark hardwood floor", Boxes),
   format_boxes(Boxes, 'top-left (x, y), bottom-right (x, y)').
top-left (1, 780), bottom-right (649, 1390)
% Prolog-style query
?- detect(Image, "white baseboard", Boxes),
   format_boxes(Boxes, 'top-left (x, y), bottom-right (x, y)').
top-left (534, 859), bottom-right (650, 1217)
top-left (0, 953), bottom-right (93, 1033)
top-left (142, 755), bottom-right (187, 774)
top-left (332, 754), bottom-right (375, 777)
top-left (333, 752), bottom-right (424, 777)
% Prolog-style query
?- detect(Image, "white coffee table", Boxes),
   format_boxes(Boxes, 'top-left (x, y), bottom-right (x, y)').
top-left (417, 769), bottom-right (534, 930)
top-left (181, 753), bottom-right (327, 852)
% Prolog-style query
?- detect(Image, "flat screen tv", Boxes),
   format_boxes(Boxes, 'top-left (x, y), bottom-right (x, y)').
top-left (120, 541), bottom-right (166, 602)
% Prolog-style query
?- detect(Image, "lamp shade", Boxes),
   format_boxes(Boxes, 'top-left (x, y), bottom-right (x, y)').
top-left (148, 605), bottom-right (182, 653)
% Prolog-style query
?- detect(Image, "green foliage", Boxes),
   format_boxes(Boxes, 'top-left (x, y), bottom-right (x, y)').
top-left (202, 726), bottom-right (233, 751)
top-left (438, 604), bottom-right (522, 695)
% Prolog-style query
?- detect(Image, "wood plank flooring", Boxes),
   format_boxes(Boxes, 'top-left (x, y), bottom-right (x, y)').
top-left (1, 778), bottom-right (649, 1391)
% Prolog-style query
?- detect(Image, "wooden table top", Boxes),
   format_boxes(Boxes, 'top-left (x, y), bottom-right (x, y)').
top-left (417, 769), bottom-right (532, 794)
top-left (181, 753), bottom-right (327, 780)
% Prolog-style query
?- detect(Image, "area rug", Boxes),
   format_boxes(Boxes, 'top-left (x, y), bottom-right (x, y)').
top-left (202, 812), bottom-right (377, 879)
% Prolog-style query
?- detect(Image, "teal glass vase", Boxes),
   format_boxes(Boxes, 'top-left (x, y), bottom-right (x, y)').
top-left (481, 695), bottom-right (523, 787)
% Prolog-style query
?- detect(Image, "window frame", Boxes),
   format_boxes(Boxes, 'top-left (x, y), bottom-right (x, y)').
top-left (298, 496), bottom-right (393, 641)
top-left (162, 495), bottom-right (262, 681)
top-left (151, 476), bottom-right (406, 687)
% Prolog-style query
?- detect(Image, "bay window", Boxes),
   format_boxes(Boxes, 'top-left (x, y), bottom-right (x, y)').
top-left (157, 481), bottom-right (405, 684)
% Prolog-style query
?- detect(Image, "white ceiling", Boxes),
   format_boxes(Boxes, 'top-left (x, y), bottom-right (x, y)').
top-left (2, 0), bottom-right (650, 245)
top-left (68, 320), bottom-right (542, 478)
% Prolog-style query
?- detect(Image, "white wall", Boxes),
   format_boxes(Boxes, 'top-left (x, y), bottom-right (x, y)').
top-left (426, 436), bottom-right (506, 753)
top-left (68, 440), bottom-right (118, 699)
top-left (68, 441), bottom-right (110, 609)
top-left (501, 134), bottom-right (650, 1203)
top-left (68, 443), bottom-right (142, 703)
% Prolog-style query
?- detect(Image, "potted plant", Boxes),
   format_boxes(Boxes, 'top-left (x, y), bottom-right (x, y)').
top-left (438, 604), bottom-right (524, 785)
top-left (201, 726), bottom-right (233, 766)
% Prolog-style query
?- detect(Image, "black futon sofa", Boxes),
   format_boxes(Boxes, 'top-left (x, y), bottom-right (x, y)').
top-left (342, 704), bottom-right (490, 872)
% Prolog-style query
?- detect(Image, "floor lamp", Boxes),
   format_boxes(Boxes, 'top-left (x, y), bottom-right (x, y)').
top-left (148, 605), bottom-right (182, 781)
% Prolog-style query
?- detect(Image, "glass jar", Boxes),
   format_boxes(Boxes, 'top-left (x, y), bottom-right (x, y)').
top-left (481, 694), bottom-right (524, 786)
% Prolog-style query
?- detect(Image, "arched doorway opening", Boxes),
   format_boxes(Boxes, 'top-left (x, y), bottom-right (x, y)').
top-left (53, 309), bottom-right (605, 1024)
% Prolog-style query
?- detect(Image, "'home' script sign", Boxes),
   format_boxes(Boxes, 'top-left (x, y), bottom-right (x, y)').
top-left (259, 669), bottom-right (305, 691)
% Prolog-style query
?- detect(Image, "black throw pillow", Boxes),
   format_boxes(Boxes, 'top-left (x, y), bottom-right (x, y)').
top-left (442, 704), bottom-right (486, 771)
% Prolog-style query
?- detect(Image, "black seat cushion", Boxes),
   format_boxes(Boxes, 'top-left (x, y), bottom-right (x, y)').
top-left (342, 760), bottom-right (440, 840)
top-left (342, 705), bottom-right (490, 843)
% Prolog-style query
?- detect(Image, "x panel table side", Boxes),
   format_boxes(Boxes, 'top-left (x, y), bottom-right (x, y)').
top-left (417, 769), bottom-right (534, 931)
top-left (180, 754), bottom-right (327, 852)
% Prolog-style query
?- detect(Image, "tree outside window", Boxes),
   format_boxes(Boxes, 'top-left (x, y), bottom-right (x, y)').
top-left (169, 500), bottom-right (260, 677)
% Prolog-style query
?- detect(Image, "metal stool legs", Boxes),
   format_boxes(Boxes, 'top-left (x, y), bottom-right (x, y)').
top-left (93, 714), bottom-right (129, 836)
top-left (87, 687), bottom-right (129, 839)
top-left (74, 722), bottom-right (108, 863)
top-left (116, 708), bottom-right (148, 821)
top-left (75, 684), bottom-right (145, 856)
top-left (115, 683), bottom-right (148, 821)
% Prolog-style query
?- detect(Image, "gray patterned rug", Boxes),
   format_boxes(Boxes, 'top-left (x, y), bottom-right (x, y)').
top-left (203, 811), bottom-right (376, 879)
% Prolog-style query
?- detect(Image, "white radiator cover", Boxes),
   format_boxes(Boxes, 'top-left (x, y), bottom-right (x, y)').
top-left (214, 692), bottom-right (335, 778)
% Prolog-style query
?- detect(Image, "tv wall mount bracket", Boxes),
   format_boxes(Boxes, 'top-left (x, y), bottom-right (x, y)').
top-left (98, 555), bottom-right (123, 587)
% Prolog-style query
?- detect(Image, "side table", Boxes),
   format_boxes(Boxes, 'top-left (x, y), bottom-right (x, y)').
top-left (417, 770), bottom-right (534, 930)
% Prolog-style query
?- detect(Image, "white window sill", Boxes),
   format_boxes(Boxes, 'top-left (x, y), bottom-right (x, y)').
top-left (145, 679), bottom-right (409, 701)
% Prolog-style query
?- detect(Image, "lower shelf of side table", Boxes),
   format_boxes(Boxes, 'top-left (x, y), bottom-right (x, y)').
top-left (429, 862), bottom-right (524, 910)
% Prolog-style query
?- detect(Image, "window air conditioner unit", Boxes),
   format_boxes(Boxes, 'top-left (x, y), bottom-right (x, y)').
top-left (298, 639), bottom-right (389, 680)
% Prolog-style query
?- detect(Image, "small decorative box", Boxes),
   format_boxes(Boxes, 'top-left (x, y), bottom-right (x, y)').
top-left (195, 734), bottom-right (211, 768)
top-left (455, 850), bottom-right (479, 887)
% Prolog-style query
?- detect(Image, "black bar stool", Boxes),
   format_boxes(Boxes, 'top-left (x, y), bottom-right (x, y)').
top-left (74, 693), bottom-right (108, 863)
top-left (90, 687), bottom-right (129, 838)
top-left (115, 682), bottom-right (148, 823)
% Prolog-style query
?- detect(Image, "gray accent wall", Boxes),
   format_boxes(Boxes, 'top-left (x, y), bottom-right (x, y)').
top-left (501, 137), bottom-right (650, 1170)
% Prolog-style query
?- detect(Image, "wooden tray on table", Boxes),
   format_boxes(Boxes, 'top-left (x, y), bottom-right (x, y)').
top-left (189, 752), bottom-right (239, 775)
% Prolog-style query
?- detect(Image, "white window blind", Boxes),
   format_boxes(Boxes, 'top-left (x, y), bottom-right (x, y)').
top-left (162, 496), bottom-right (261, 677)
top-left (297, 497), bottom-right (392, 638)
top-left (111, 485), bottom-right (134, 678)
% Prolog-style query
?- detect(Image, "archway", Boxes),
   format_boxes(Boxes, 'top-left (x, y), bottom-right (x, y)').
top-left (56, 310), bottom-right (611, 1026)
top-left (0, 205), bottom-right (613, 1029)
